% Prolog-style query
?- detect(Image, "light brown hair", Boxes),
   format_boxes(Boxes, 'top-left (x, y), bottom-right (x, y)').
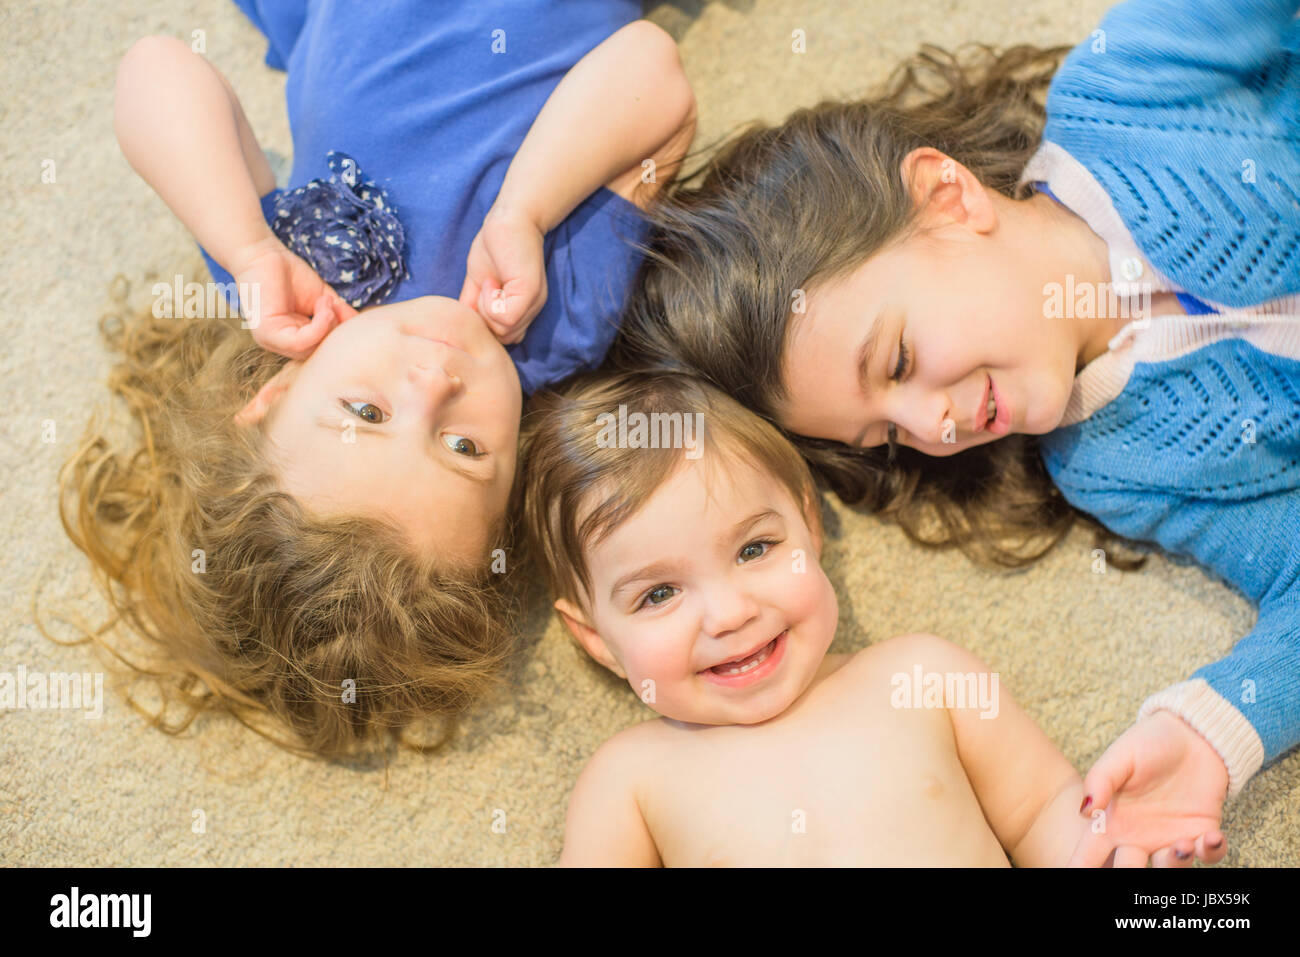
top-left (611, 43), bottom-right (1148, 572)
top-left (52, 291), bottom-right (518, 759)
top-left (519, 370), bottom-right (822, 611)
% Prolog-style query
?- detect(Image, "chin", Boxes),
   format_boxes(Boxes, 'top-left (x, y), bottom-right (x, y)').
top-left (1030, 396), bottom-right (1072, 434)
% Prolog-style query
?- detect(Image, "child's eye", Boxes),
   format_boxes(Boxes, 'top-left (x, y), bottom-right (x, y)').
top-left (737, 539), bottom-right (779, 563)
top-left (342, 400), bottom-right (388, 423)
top-left (636, 584), bottom-right (678, 610)
top-left (890, 338), bottom-right (910, 382)
top-left (443, 434), bottom-right (484, 457)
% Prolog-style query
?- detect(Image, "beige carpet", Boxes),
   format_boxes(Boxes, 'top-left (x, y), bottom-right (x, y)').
top-left (5, 0), bottom-right (1297, 866)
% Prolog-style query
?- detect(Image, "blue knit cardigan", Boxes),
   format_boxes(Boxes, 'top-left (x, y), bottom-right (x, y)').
top-left (1035, 0), bottom-right (1300, 787)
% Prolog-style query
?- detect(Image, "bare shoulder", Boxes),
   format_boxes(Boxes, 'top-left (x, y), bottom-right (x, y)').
top-left (840, 633), bottom-right (988, 682)
top-left (562, 718), bottom-right (670, 867)
top-left (581, 717), bottom-right (674, 782)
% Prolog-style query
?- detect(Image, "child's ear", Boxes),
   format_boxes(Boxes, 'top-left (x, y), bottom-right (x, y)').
top-left (554, 597), bottom-right (626, 680)
top-left (236, 362), bottom-right (300, 428)
top-left (899, 146), bottom-right (996, 234)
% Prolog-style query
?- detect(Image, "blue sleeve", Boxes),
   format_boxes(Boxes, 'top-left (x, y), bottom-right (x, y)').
top-left (1052, 0), bottom-right (1300, 102)
top-left (1042, 453), bottom-right (1300, 764)
top-left (506, 187), bottom-right (649, 395)
top-left (198, 189), bottom-right (284, 310)
top-left (1042, 465), bottom-right (1298, 609)
top-left (1194, 589), bottom-right (1300, 766)
top-left (232, 0), bottom-right (308, 72)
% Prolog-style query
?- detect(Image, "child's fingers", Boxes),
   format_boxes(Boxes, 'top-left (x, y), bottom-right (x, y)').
top-left (458, 275), bottom-right (481, 312)
top-left (277, 296), bottom-right (337, 358)
top-left (1081, 740), bottom-right (1136, 815)
top-left (502, 274), bottom-right (546, 337)
top-left (478, 282), bottom-right (526, 341)
top-left (479, 278), bottom-right (508, 321)
top-left (1066, 830), bottom-right (1114, 867)
top-left (1150, 840), bottom-right (1196, 868)
top-left (1195, 831), bottom-right (1228, 864)
top-left (1112, 845), bottom-right (1150, 868)
top-left (325, 286), bottom-right (358, 321)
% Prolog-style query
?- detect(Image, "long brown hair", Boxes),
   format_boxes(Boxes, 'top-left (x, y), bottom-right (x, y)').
top-left (51, 287), bottom-right (519, 759)
top-left (611, 43), bottom-right (1148, 571)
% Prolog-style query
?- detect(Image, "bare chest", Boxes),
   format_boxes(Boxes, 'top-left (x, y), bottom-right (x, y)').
top-left (640, 702), bottom-right (1009, 867)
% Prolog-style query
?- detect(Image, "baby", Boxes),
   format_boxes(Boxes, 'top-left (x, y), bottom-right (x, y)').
top-left (520, 371), bottom-right (1093, 866)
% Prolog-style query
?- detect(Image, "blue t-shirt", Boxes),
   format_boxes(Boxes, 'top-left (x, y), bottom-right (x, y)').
top-left (203, 0), bottom-right (651, 394)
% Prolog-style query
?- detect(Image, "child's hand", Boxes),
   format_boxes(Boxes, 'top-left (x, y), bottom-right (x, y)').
top-left (231, 236), bottom-right (358, 359)
top-left (1069, 711), bottom-right (1230, 867)
top-left (459, 205), bottom-right (547, 344)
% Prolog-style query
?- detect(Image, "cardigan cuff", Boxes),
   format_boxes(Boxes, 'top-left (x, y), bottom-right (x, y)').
top-left (1138, 679), bottom-right (1265, 800)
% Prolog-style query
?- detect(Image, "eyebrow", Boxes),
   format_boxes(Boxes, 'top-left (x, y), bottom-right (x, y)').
top-left (849, 309), bottom-right (886, 448)
top-left (607, 508), bottom-right (782, 601)
top-left (856, 308), bottom-right (886, 400)
top-left (313, 415), bottom-right (493, 486)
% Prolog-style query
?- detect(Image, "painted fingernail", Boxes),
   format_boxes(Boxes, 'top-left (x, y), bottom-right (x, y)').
top-left (1175, 848), bottom-right (1190, 860)
top-left (1080, 796), bottom-right (1092, 814)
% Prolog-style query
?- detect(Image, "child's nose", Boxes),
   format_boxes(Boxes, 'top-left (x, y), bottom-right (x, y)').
top-left (890, 389), bottom-right (956, 446)
top-left (700, 584), bottom-right (759, 639)
top-left (408, 361), bottom-right (463, 410)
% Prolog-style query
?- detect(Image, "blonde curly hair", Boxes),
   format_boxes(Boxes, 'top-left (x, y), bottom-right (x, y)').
top-left (54, 286), bottom-right (518, 759)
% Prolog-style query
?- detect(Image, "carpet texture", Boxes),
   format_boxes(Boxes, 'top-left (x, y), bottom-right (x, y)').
top-left (4, 0), bottom-right (1297, 866)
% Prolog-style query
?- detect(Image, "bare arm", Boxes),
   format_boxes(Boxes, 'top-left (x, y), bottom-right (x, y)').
top-left (902, 634), bottom-right (1087, 867)
top-left (491, 19), bottom-right (696, 233)
top-left (114, 35), bottom-right (276, 276)
top-left (460, 19), bottom-right (695, 339)
top-left (558, 732), bottom-right (662, 867)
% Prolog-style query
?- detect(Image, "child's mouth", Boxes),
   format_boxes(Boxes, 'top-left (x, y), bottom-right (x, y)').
top-left (986, 375), bottom-right (1011, 436)
top-left (701, 630), bottom-right (788, 686)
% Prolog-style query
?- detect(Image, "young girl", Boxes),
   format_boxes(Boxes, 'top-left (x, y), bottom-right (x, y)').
top-left (61, 2), bottom-right (694, 758)
top-left (612, 0), bottom-right (1298, 863)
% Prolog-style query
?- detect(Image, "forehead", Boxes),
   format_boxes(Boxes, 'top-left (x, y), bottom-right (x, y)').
top-left (778, 289), bottom-right (868, 429)
top-left (585, 455), bottom-right (796, 570)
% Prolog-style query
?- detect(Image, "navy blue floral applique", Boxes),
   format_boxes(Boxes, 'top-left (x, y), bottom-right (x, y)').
top-left (270, 151), bottom-right (409, 308)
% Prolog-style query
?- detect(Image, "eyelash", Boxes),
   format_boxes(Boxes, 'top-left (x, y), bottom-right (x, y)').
top-left (631, 539), bottom-right (781, 612)
top-left (340, 400), bottom-right (486, 457)
top-left (341, 399), bottom-right (388, 423)
top-left (445, 435), bottom-right (487, 458)
top-left (890, 338), bottom-right (910, 382)
top-left (884, 336), bottom-right (911, 451)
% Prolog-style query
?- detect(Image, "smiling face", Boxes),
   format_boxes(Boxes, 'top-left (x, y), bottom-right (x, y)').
top-left (248, 295), bottom-right (522, 569)
top-left (776, 149), bottom-right (1123, 456)
top-left (558, 454), bottom-right (838, 727)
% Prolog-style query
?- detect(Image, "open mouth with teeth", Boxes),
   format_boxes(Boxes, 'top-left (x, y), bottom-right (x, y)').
top-left (700, 630), bottom-right (788, 685)
top-left (986, 389), bottom-right (998, 426)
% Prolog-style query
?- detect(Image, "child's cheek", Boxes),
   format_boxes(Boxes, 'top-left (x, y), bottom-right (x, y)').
top-left (624, 633), bottom-right (691, 701)
top-left (765, 558), bottom-right (838, 650)
top-left (768, 551), bottom-right (830, 614)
